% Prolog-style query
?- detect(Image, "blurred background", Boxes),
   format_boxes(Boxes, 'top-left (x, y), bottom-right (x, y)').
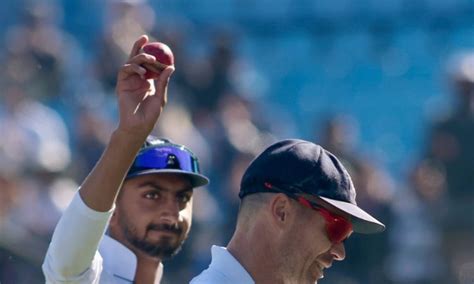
top-left (1, 0), bottom-right (474, 283)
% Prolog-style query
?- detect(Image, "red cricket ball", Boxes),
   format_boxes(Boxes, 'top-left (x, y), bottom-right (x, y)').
top-left (141, 42), bottom-right (174, 79)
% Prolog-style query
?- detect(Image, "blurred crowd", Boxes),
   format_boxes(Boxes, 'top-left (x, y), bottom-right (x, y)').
top-left (1, 1), bottom-right (474, 284)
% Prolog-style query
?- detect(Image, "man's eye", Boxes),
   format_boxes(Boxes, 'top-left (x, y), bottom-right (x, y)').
top-left (145, 192), bottom-right (159, 200)
top-left (178, 194), bottom-right (191, 203)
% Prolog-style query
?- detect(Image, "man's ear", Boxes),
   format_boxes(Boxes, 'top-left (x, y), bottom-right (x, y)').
top-left (109, 209), bottom-right (119, 227)
top-left (269, 193), bottom-right (292, 227)
top-left (109, 187), bottom-right (125, 228)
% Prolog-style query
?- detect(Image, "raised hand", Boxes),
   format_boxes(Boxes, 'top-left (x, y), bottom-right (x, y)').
top-left (115, 35), bottom-right (175, 139)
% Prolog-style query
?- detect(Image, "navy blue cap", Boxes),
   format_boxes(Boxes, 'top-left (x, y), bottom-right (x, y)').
top-left (240, 139), bottom-right (385, 234)
top-left (126, 136), bottom-right (209, 188)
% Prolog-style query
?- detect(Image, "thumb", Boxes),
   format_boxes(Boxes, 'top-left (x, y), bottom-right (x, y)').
top-left (146, 66), bottom-right (175, 112)
top-left (155, 66), bottom-right (175, 94)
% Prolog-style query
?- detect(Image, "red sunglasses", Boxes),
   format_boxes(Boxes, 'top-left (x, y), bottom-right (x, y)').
top-left (264, 182), bottom-right (353, 244)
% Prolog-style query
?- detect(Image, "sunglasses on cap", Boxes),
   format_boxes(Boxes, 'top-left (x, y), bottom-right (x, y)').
top-left (263, 182), bottom-right (353, 244)
top-left (128, 143), bottom-right (201, 175)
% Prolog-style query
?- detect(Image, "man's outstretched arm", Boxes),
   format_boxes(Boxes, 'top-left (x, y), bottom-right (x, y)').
top-left (80, 35), bottom-right (174, 212)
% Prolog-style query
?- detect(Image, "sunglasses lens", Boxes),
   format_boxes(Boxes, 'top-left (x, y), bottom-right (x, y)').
top-left (265, 184), bottom-right (354, 244)
top-left (131, 146), bottom-right (199, 174)
top-left (321, 209), bottom-right (353, 243)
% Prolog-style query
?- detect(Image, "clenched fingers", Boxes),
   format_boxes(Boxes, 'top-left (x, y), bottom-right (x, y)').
top-left (128, 35), bottom-right (148, 60)
top-left (118, 54), bottom-right (157, 80)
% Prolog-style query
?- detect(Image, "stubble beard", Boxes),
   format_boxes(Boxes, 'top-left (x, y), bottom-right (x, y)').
top-left (119, 213), bottom-right (186, 260)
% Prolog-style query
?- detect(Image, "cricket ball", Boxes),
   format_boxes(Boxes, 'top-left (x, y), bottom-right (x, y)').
top-left (141, 42), bottom-right (174, 79)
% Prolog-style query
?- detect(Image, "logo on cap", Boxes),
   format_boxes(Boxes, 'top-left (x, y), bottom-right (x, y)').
top-left (166, 154), bottom-right (181, 169)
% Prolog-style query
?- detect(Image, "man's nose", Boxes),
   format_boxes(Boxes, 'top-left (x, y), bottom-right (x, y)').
top-left (158, 196), bottom-right (180, 224)
top-left (330, 242), bottom-right (346, 261)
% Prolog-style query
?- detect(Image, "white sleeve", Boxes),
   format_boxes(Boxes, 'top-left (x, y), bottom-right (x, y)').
top-left (42, 191), bottom-right (114, 283)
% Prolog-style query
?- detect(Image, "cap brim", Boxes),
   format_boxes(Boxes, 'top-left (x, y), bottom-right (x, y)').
top-left (318, 196), bottom-right (385, 234)
top-left (126, 169), bottom-right (209, 188)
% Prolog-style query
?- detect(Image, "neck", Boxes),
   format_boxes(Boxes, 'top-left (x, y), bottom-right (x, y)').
top-left (108, 227), bottom-right (163, 283)
top-left (134, 254), bottom-right (163, 284)
top-left (227, 228), bottom-right (286, 284)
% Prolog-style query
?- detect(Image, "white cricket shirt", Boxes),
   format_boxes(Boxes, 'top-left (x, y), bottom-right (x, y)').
top-left (42, 192), bottom-right (162, 283)
top-left (190, 246), bottom-right (254, 284)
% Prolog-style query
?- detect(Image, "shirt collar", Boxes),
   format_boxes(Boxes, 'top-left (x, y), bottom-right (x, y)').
top-left (99, 235), bottom-right (137, 282)
top-left (99, 235), bottom-right (163, 283)
top-left (209, 245), bottom-right (254, 283)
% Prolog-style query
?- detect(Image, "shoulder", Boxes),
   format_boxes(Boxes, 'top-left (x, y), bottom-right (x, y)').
top-left (190, 269), bottom-right (231, 284)
top-left (190, 246), bottom-right (254, 284)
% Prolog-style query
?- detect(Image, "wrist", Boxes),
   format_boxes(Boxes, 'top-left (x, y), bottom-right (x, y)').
top-left (110, 128), bottom-right (147, 152)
